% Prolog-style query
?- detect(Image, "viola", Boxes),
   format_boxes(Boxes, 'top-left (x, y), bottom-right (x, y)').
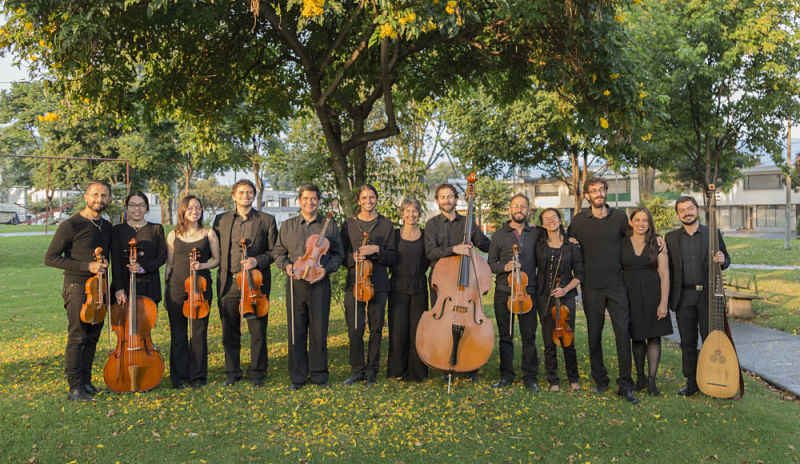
top-left (354, 232), bottom-right (375, 302)
top-left (104, 238), bottom-right (164, 392)
top-left (550, 276), bottom-right (574, 348)
top-left (292, 212), bottom-right (333, 283)
top-left (237, 238), bottom-right (269, 319)
top-left (80, 247), bottom-right (109, 324)
top-left (182, 247), bottom-right (210, 320)
top-left (507, 244), bottom-right (533, 315)
top-left (416, 173), bottom-right (494, 379)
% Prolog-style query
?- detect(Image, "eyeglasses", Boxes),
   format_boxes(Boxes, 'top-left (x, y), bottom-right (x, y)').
top-left (587, 187), bottom-right (606, 195)
top-left (542, 216), bottom-right (560, 223)
top-left (127, 203), bottom-right (147, 209)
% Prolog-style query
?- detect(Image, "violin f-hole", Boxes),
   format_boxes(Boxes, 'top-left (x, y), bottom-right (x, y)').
top-left (432, 296), bottom-right (451, 320)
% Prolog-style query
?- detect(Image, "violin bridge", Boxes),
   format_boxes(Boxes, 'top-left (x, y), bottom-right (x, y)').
top-left (453, 304), bottom-right (469, 314)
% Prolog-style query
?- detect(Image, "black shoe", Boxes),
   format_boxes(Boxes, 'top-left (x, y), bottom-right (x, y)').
top-left (316, 381), bottom-right (331, 389)
top-left (492, 378), bottom-right (513, 389)
top-left (617, 388), bottom-right (639, 404)
top-left (342, 374), bottom-right (364, 386)
top-left (678, 382), bottom-right (699, 396)
top-left (223, 377), bottom-right (239, 387)
top-left (68, 388), bottom-right (93, 401)
top-left (635, 375), bottom-right (647, 391)
top-left (174, 381), bottom-right (189, 390)
top-left (593, 383), bottom-right (609, 394)
top-left (190, 380), bottom-right (205, 388)
top-left (289, 382), bottom-right (304, 391)
top-left (83, 383), bottom-right (100, 396)
top-left (524, 381), bottom-right (540, 392)
top-left (365, 376), bottom-right (377, 386)
top-left (647, 376), bottom-right (661, 396)
top-left (251, 378), bottom-right (264, 387)
top-left (466, 372), bottom-right (479, 383)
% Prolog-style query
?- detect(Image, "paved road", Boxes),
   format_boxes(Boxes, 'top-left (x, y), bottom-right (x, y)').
top-left (0, 231), bottom-right (54, 237)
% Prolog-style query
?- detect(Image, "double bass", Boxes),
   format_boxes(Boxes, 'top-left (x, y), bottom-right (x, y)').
top-left (237, 239), bottom-right (269, 320)
top-left (416, 173), bottom-right (494, 382)
top-left (80, 247), bottom-right (110, 324)
top-left (696, 184), bottom-right (742, 398)
top-left (104, 238), bottom-right (164, 392)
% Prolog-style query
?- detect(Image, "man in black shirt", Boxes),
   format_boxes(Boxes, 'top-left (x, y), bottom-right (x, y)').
top-left (273, 183), bottom-right (344, 391)
top-left (568, 177), bottom-right (638, 404)
top-left (212, 179), bottom-right (278, 387)
top-left (487, 194), bottom-right (540, 390)
top-left (340, 185), bottom-right (396, 386)
top-left (665, 195), bottom-right (730, 396)
top-left (424, 182), bottom-right (490, 381)
top-left (45, 180), bottom-right (112, 401)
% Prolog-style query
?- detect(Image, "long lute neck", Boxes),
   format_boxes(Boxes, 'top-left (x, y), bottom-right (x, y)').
top-left (707, 185), bottom-right (726, 332)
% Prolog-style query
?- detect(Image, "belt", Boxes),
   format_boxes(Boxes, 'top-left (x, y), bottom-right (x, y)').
top-left (682, 284), bottom-right (703, 291)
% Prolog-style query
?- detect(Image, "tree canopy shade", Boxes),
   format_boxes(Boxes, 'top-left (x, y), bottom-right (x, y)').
top-left (1, 0), bottom-right (640, 214)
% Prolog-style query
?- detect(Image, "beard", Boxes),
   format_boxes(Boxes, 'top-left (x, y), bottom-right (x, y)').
top-left (88, 202), bottom-right (108, 213)
top-left (680, 215), bottom-right (698, 226)
top-left (511, 214), bottom-right (527, 224)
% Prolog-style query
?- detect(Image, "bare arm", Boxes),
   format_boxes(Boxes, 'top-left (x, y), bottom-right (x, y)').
top-left (657, 247), bottom-right (670, 319)
top-left (202, 228), bottom-right (221, 271)
top-left (165, 230), bottom-right (175, 279)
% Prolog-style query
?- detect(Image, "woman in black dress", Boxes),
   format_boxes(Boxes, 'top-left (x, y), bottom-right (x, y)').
top-left (164, 196), bottom-right (220, 388)
top-left (535, 208), bottom-right (584, 392)
top-left (111, 192), bottom-right (167, 307)
top-left (622, 207), bottom-right (672, 396)
top-left (387, 198), bottom-right (429, 382)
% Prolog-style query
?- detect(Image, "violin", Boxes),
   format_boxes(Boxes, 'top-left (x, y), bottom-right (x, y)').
top-left (354, 232), bottom-right (375, 302)
top-left (551, 275), bottom-right (574, 348)
top-left (292, 212), bottom-right (333, 283)
top-left (104, 238), bottom-right (164, 392)
top-left (236, 238), bottom-right (269, 319)
top-left (507, 244), bottom-right (532, 315)
top-left (80, 247), bottom-right (109, 324)
top-left (182, 247), bottom-right (210, 320)
top-left (416, 173), bottom-right (494, 378)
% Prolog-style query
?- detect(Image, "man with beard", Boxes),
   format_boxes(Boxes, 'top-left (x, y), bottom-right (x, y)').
top-left (486, 194), bottom-right (540, 390)
top-left (567, 177), bottom-right (639, 404)
top-left (45, 180), bottom-right (113, 401)
top-left (423, 182), bottom-right (490, 381)
top-left (665, 196), bottom-right (730, 396)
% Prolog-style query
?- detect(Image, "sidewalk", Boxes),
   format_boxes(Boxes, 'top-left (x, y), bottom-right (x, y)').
top-left (664, 319), bottom-right (800, 397)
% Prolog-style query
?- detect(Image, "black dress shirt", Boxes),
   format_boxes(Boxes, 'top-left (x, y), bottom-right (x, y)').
top-left (423, 212), bottom-right (490, 269)
top-left (487, 221), bottom-right (539, 293)
top-left (273, 213), bottom-right (344, 276)
top-left (679, 229), bottom-right (704, 286)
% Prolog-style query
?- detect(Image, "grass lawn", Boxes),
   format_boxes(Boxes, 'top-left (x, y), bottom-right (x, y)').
top-left (724, 237), bottom-right (800, 266)
top-left (0, 235), bottom-right (799, 462)
top-left (726, 269), bottom-right (800, 334)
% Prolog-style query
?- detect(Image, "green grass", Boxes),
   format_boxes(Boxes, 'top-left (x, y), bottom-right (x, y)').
top-left (1, 235), bottom-right (799, 462)
top-left (726, 269), bottom-right (800, 334)
top-left (724, 237), bottom-right (800, 266)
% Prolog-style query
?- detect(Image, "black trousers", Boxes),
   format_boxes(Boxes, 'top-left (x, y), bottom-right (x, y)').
top-left (582, 286), bottom-right (634, 390)
top-left (387, 290), bottom-right (429, 381)
top-left (286, 276), bottom-right (331, 385)
top-left (218, 279), bottom-right (268, 381)
top-left (165, 285), bottom-right (209, 387)
top-left (343, 291), bottom-right (388, 378)
top-left (536, 295), bottom-right (579, 386)
top-left (494, 289), bottom-right (539, 383)
top-left (675, 289), bottom-right (709, 382)
top-left (63, 282), bottom-right (104, 390)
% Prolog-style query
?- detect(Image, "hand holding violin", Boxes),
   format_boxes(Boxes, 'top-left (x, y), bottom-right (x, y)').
top-left (241, 256), bottom-right (258, 271)
top-left (550, 287), bottom-right (567, 298)
top-left (88, 260), bottom-right (108, 274)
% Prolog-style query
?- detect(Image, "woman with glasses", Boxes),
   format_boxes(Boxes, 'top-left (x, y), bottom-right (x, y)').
top-left (164, 195), bottom-right (220, 388)
top-left (535, 208), bottom-right (584, 392)
top-left (111, 192), bottom-right (168, 309)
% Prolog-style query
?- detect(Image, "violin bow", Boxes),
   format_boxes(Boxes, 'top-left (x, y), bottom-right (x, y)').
top-left (543, 252), bottom-right (563, 316)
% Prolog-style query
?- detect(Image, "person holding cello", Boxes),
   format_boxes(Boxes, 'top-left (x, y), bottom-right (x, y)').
top-left (423, 182), bottom-right (490, 382)
top-left (273, 183), bottom-right (343, 391)
top-left (487, 194), bottom-right (540, 391)
top-left (45, 180), bottom-right (112, 401)
top-left (164, 195), bottom-right (220, 389)
top-left (536, 208), bottom-right (584, 392)
top-left (212, 179), bottom-right (278, 387)
top-left (340, 185), bottom-right (396, 386)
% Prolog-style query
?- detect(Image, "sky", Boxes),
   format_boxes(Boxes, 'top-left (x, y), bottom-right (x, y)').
top-left (0, 53), bottom-right (30, 91)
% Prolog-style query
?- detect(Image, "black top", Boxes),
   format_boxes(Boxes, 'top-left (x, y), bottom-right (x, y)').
top-left (534, 238), bottom-right (584, 299)
top-left (111, 222), bottom-right (168, 303)
top-left (341, 214), bottom-right (397, 293)
top-left (213, 209), bottom-right (278, 297)
top-left (272, 213), bottom-right (344, 276)
top-left (166, 233), bottom-right (214, 302)
top-left (45, 213), bottom-right (112, 285)
top-left (423, 212), bottom-right (490, 269)
top-left (227, 209), bottom-right (259, 274)
top-left (665, 224), bottom-right (731, 309)
top-left (567, 206), bottom-right (627, 288)
top-left (487, 221), bottom-right (539, 293)
top-left (390, 231), bottom-right (429, 295)
top-left (679, 229), bottom-right (704, 286)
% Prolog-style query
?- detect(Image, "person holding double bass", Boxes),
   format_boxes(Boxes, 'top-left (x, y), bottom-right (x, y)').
top-left (164, 195), bottom-right (220, 389)
top-left (212, 179), bottom-right (278, 387)
top-left (536, 208), bottom-right (583, 392)
top-left (487, 194), bottom-right (540, 391)
top-left (340, 185), bottom-right (396, 386)
top-left (45, 180), bottom-right (113, 401)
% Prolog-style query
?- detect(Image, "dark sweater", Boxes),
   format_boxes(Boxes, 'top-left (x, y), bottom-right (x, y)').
top-left (111, 222), bottom-right (167, 303)
top-left (45, 213), bottom-right (112, 285)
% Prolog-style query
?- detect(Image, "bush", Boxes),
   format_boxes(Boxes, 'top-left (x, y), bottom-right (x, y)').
top-left (638, 196), bottom-right (675, 234)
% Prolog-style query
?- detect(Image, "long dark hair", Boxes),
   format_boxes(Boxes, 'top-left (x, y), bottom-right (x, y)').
top-left (627, 207), bottom-right (659, 265)
top-left (176, 195), bottom-right (204, 236)
top-left (537, 208), bottom-right (567, 244)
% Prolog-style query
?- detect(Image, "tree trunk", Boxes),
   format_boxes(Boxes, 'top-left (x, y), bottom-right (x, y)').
top-left (160, 194), bottom-right (173, 225)
top-left (253, 161), bottom-right (264, 212)
top-left (570, 147), bottom-right (582, 216)
top-left (637, 166), bottom-right (655, 201)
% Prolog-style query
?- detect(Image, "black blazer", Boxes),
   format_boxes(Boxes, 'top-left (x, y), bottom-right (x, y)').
top-left (665, 223), bottom-right (730, 310)
top-left (213, 210), bottom-right (278, 297)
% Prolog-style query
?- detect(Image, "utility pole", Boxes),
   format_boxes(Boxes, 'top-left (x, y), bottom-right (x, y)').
top-left (785, 119), bottom-right (792, 250)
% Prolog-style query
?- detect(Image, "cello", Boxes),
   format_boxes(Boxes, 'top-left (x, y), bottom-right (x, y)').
top-left (104, 238), bottom-right (164, 392)
top-left (415, 173), bottom-right (494, 386)
top-left (696, 184), bottom-right (742, 398)
top-left (80, 247), bottom-right (110, 325)
top-left (236, 238), bottom-right (269, 320)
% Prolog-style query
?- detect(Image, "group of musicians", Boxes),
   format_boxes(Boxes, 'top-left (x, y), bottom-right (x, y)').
top-left (45, 176), bottom-right (730, 403)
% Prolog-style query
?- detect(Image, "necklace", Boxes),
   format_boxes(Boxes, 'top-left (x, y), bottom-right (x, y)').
top-left (129, 222), bottom-right (146, 232)
top-left (87, 216), bottom-right (103, 231)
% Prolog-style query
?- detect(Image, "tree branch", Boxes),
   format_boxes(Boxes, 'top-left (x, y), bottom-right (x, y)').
top-left (319, 1), bottom-right (365, 72)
